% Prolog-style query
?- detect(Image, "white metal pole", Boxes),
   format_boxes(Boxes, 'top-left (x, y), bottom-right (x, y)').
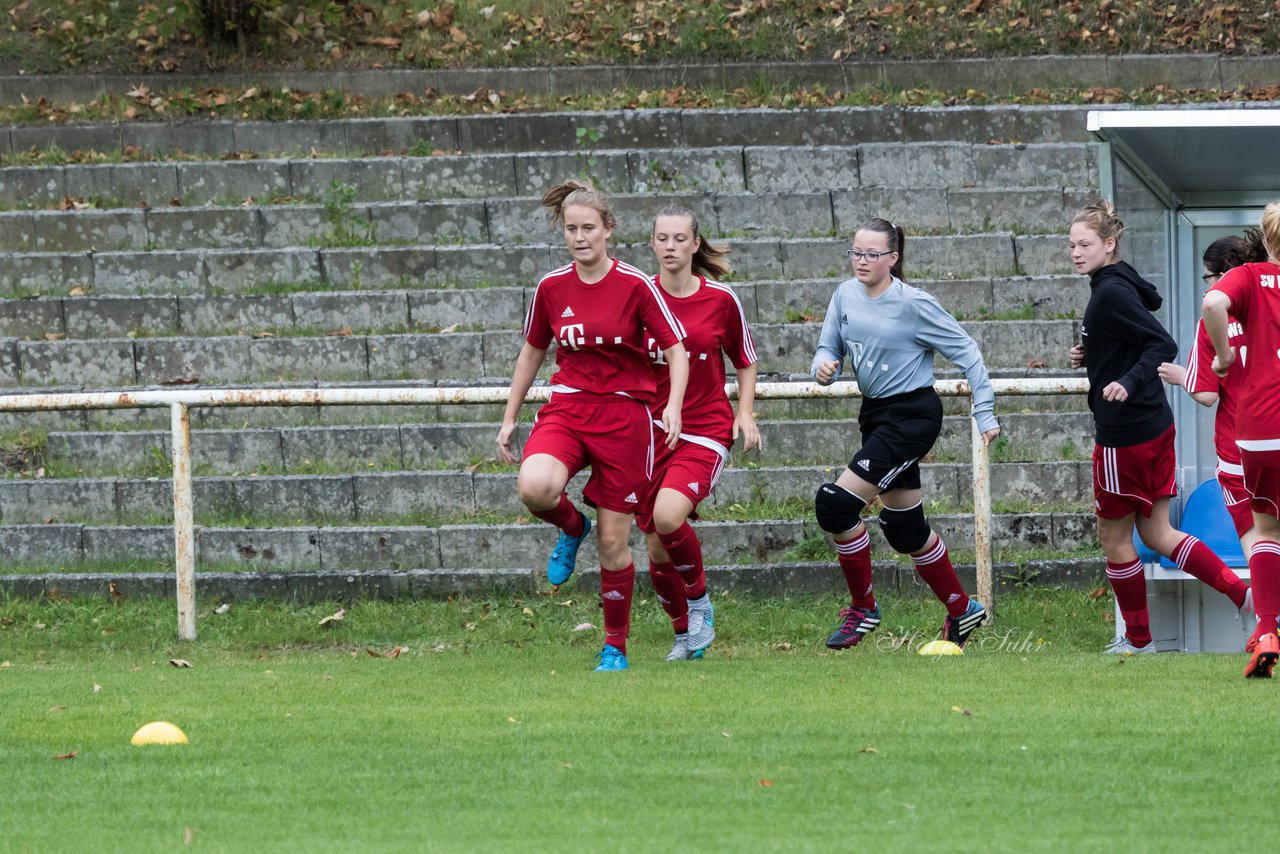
top-left (171, 402), bottom-right (197, 642)
top-left (972, 414), bottom-right (994, 622)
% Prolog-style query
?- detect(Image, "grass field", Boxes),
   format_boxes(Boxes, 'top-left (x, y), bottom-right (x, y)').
top-left (1, 589), bottom-right (1268, 852)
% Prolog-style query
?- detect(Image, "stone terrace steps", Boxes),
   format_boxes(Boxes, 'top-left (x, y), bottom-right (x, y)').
top-left (0, 463), bottom-right (1091, 527)
top-left (0, 233), bottom-right (1074, 297)
top-left (0, 141), bottom-right (1097, 207)
top-left (0, 275), bottom-right (1085, 342)
top-left (0, 106), bottom-right (1098, 161)
top-left (0, 185), bottom-right (1096, 252)
top-left (0, 318), bottom-right (1078, 388)
top-left (0, 513), bottom-right (1094, 576)
top-left (45, 411), bottom-right (1095, 476)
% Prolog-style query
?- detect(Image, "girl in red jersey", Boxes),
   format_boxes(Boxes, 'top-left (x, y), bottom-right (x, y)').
top-left (497, 179), bottom-right (690, 672)
top-left (637, 205), bottom-right (761, 662)
top-left (1204, 200), bottom-right (1280, 678)
top-left (1068, 200), bottom-right (1248, 654)
top-left (1158, 230), bottom-right (1269, 555)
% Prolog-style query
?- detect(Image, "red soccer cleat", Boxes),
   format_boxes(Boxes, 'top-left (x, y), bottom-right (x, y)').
top-left (1244, 632), bottom-right (1279, 679)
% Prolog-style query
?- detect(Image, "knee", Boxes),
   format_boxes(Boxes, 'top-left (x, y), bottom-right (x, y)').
top-left (815, 483), bottom-right (866, 535)
top-left (516, 476), bottom-right (559, 510)
top-left (595, 525), bottom-right (631, 563)
top-left (652, 504), bottom-right (687, 536)
top-left (878, 503), bottom-right (932, 554)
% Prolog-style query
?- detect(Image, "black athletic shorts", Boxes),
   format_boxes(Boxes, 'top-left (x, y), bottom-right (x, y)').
top-left (848, 386), bottom-right (943, 492)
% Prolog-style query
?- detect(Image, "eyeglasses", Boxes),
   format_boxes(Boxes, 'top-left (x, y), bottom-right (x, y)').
top-left (847, 249), bottom-right (890, 262)
top-left (1201, 273), bottom-right (1220, 283)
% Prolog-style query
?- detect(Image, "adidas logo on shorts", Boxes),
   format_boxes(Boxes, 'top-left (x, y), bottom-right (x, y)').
top-left (856, 459), bottom-right (871, 471)
top-left (624, 492), bottom-right (638, 503)
top-left (561, 306), bottom-right (575, 318)
top-left (687, 481), bottom-right (700, 493)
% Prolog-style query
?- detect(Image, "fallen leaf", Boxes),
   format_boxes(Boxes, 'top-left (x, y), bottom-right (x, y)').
top-left (861, 746), bottom-right (879, 754)
top-left (773, 642), bottom-right (793, 651)
top-left (53, 751), bottom-right (78, 761)
top-left (326, 326), bottom-right (353, 337)
top-left (573, 622), bottom-right (594, 632)
top-left (49, 705), bottom-right (65, 712)
top-left (93, 684), bottom-right (101, 693)
top-left (951, 706), bottom-right (973, 716)
top-left (318, 608), bottom-right (346, 627)
top-left (440, 323), bottom-right (459, 333)
top-left (507, 716), bottom-right (520, 724)
top-left (237, 87), bottom-right (259, 102)
top-left (388, 646), bottom-right (405, 659)
top-left (68, 284), bottom-right (89, 296)
top-left (1, 661), bottom-right (10, 667)
top-left (184, 826), bottom-right (194, 844)
top-left (759, 778), bottom-right (774, 787)
top-left (722, 731), bottom-right (733, 738)
top-left (432, 644), bottom-right (447, 652)
top-left (214, 603), bottom-right (231, 615)
top-left (365, 647), bottom-right (383, 657)
top-left (43, 332), bottom-right (66, 341)
top-left (1026, 358), bottom-right (1049, 369)
top-left (522, 607), bottom-right (534, 616)
top-left (1087, 587), bottom-right (1108, 600)
top-left (109, 581), bottom-right (124, 604)
top-left (170, 659), bottom-right (193, 668)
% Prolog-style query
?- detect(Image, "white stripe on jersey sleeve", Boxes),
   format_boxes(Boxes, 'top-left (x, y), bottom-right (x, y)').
top-left (617, 260), bottom-right (686, 339)
top-left (523, 263), bottom-right (574, 337)
top-left (706, 280), bottom-right (758, 365)
top-left (1183, 320), bottom-right (1201, 392)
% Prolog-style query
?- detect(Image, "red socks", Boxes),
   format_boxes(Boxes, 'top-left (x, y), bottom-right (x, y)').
top-left (911, 537), bottom-right (970, 618)
top-left (1173, 535), bottom-right (1248, 609)
top-left (647, 559), bottom-right (689, 634)
top-left (530, 492), bottom-right (584, 537)
top-left (835, 528), bottom-right (875, 610)
top-left (600, 564), bottom-right (636, 654)
top-left (1250, 542), bottom-right (1280, 637)
top-left (1107, 558), bottom-right (1151, 646)
top-left (658, 522), bottom-right (706, 600)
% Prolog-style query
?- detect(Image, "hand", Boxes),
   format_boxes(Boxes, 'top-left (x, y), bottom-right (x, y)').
top-left (496, 422), bottom-right (518, 464)
top-left (815, 359), bottom-right (840, 384)
top-left (661, 404), bottom-right (681, 449)
top-left (1069, 344), bottom-right (1085, 369)
top-left (981, 426), bottom-right (1001, 447)
top-left (1101, 381), bottom-right (1128, 402)
top-left (1212, 347), bottom-right (1236, 377)
top-left (1156, 362), bottom-right (1186, 387)
top-left (734, 411), bottom-right (762, 454)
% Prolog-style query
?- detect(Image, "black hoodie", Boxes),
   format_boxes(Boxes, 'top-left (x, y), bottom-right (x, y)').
top-left (1080, 261), bottom-right (1177, 447)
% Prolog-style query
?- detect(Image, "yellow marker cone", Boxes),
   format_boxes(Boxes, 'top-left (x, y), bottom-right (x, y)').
top-left (917, 640), bottom-right (965, 656)
top-left (130, 721), bottom-right (189, 745)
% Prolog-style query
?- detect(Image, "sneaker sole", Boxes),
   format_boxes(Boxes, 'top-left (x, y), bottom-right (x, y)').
top-left (1245, 649), bottom-right (1278, 679)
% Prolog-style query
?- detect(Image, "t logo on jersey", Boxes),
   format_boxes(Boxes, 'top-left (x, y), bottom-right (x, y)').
top-left (646, 335), bottom-right (666, 365)
top-left (558, 323), bottom-right (586, 350)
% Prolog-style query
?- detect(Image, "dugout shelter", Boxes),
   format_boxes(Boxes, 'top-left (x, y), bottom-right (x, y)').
top-left (1090, 107), bottom-right (1280, 651)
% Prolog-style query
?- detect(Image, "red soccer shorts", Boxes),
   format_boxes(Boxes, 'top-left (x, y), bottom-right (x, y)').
top-left (1093, 423), bottom-right (1177, 519)
top-left (636, 437), bottom-right (728, 533)
top-left (522, 394), bottom-right (653, 515)
top-left (1240, 446), bottom-right (1280, 518)
top-left (1217, 466), bottom-right (1255, 538)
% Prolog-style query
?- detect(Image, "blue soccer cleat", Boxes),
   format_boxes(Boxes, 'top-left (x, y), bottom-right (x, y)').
top-left (943, 598), bottom-right (988, 648)
top-left (546, 514), bottom-right (591, 586)
top-left (594, 643), bottom-right (628, 672)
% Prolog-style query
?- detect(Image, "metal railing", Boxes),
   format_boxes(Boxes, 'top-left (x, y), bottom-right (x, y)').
top-left (0, 377), bottom-right (1089, 640)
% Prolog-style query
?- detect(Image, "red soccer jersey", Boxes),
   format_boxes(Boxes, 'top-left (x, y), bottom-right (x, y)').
top-left (646, 278), bottom-right (757, 446)
top-left (1184, 317), bottom-right (1245, 465)
top-left (524, 259), bottom-right (684, 404)
top-left (1210, 261), bottom-right (1280, 442)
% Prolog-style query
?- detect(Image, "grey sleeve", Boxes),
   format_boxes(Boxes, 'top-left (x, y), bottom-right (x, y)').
top-left (810, 289), bottom-right (845, 384)
top-left (915, 297), bottom-right (999, 433)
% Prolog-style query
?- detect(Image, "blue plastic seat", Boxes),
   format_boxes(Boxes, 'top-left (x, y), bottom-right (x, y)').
top-left (1133, 479), bottom-right (1247, 568)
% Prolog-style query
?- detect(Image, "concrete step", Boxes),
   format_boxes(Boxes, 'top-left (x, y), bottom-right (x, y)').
top-left (0, 107), bottom-right (1099, 161)
top-left (0, 555), bottom-right (1104, 602)
top-left (0, 512), bottom-right (1095, 573)
top-left (0, 233), bottom-right (1074, 298)
top-left (44, 411), bottom-right (1095, 475)
top-left (0, 274), bottom-right (1086, 341)
top-left (0, 141), bottom-right (1096, 208)
top-left (0, 461), bottom-right (1091, 526)
top-left (0, 184), bottom-right (1097, 253)
top-left (0, 318), bottom-right (1079, 387)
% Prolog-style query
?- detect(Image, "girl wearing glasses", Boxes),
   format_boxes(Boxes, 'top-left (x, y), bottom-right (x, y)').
top-left (1067, 200), bottom-right (1248, 656)
top-left (811, 217), bottom-right (999, 651)
top-left (638, 204), bottom-right (761, 662)
top-left (1158, 230), bottom-right (1268, 557)
top-left (1203, 201), bottom-right (1280, 677)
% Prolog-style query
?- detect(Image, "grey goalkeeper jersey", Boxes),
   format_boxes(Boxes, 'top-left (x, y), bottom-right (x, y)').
top-left (810, 276), bottom-right (999, 433)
